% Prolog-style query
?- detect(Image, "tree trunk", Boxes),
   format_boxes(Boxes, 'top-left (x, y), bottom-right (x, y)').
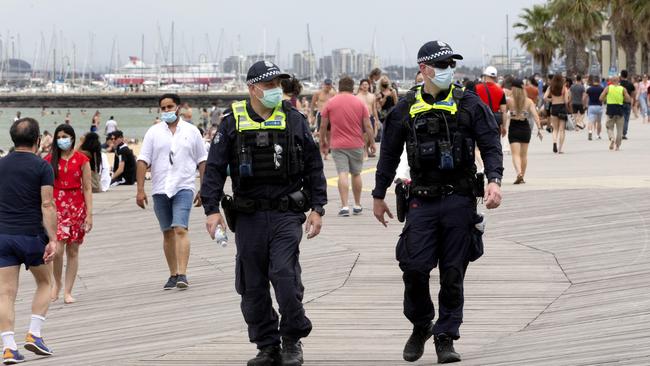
top-left (624, 42), bottom-right (638, 75)
top-left (575, 39), bottom-right (589, 76)
top-left (565, 38), bottom-right (578, 76)
top-left (641, 43), bottom-right (649, 75)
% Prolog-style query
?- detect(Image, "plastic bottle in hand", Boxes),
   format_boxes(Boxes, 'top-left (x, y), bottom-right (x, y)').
top-left (215, 225), bottom-right (228, 248)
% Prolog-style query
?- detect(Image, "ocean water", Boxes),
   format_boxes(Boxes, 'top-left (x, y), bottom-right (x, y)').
top-left (0, 107), bottom-right (209, 150)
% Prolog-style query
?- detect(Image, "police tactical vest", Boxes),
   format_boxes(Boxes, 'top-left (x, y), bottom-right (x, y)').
top-left (231, 100), bottom-right (303, 186)
top-left (404, 84), bottom-right (477, 192)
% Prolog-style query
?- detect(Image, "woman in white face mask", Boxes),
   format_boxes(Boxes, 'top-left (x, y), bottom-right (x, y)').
top-left (44, 124), bottom-right (93, 304)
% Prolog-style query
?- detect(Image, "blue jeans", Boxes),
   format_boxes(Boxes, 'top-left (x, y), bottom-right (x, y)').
top-left (152, 189), bottom-right (194, 231)
top-left (623, 103), bottom-right (631, 136)
top-left (639, 93), bottom-right (648, 118)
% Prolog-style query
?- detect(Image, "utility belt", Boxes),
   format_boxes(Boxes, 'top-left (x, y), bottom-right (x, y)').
top-left (220, 191), bottom-right (310, 232)
top-left (394, 173), bottom-right (485, 223)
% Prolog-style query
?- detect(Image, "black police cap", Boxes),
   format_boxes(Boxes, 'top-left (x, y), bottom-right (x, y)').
top-left (417, 40), bottom-right (463, 64)
top-left (246, 61), bottom-right (291, 85)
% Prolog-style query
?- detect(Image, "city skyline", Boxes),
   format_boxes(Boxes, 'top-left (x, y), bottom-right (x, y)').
top-left (1, 0), bottom-right (544, 72)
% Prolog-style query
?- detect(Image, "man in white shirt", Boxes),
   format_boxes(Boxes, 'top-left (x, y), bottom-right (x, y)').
top-left (135, 93), bottom-right (208, 290)
top-left (105, 116), bottom-right (118, 135)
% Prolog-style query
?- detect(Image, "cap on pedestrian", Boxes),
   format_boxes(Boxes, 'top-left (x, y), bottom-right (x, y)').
top-left (483, 66), bottom-right (498, 78)
top-left (417, 40), bottom-right (463, 64)
top-left (511, 78), bottom-right (524, 89)
top-left (324, 78), bottom-right (333, 85)
top-left (246, 61), bottom-right (291, 85)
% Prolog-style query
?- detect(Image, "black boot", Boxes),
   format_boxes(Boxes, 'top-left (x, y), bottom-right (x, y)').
top-left (403, 322), bottom-right (433, 362)
top-left (247, 345), bottom-right (280, 366)
top-left (434, 334), bottom-right (461, 364)
top-left (280, 337), bottom-right (303, 366)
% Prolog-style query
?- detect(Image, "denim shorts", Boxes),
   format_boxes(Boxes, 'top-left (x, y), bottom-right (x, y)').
top-left (0, 233), bottom-right (46, 270)
top-left (152, 189), bottom-right (194, 231)
top-left (588, 105), bottom-right (603, 123)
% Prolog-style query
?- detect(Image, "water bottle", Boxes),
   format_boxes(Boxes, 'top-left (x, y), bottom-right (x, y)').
top-left (215, 225), bottom-right (228, 248)
top-left (474, 212), bottom-right (486, 233)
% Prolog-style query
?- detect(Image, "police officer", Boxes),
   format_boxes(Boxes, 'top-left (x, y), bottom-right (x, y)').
top-left (372, 41), bottom-right (503, 364)
top-left (201, 61), bottom-right (327, 366)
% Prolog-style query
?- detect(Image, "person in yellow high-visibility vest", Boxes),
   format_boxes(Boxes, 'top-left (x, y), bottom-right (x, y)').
top-left (599, 76), bottom-right (632, 151)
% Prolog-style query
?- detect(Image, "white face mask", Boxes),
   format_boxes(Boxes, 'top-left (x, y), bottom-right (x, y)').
top-left (426, 65), bottom-right (455, 89)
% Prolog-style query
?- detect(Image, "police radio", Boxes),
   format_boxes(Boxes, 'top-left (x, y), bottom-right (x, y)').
top-left (239, 146), bottom-right (253, 177)
top-left (438, 141), bottom-right (454, 170)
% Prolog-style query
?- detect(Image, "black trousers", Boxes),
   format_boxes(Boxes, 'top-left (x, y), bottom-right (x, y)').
top-left (234, 210), bottom-right (312, 348)
top-left (396, 194), bottom-right (482, 339)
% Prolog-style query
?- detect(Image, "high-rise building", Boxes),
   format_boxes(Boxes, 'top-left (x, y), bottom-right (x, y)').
top-left (332, 48), bottom-right (356, 77)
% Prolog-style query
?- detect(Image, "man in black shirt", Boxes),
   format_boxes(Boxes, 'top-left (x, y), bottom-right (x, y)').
top-left (0, 118), bottom-right (58, 363)
top-left (110, 130), bottom-right (136, 186)
top-left (619, 70), bottom-right (635, 139)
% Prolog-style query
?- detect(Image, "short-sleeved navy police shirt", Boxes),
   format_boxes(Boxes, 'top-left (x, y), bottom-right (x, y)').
top-left (0, 152), bottom-right (54, 236)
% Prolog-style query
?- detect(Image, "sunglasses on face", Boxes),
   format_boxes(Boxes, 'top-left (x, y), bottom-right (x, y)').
top-left (430, 60), bottom-right (457, 69)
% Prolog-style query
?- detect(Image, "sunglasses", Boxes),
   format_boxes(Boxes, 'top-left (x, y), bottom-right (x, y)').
top-left (430, 60), bottom-right (457, 69)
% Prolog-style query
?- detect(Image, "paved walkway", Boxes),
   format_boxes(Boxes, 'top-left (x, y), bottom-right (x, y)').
top-left (10, 116), bottom-right (650, 365)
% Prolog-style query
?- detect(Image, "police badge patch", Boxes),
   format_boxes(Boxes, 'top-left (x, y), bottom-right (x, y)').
top-left (214, 132), bottom-right (223, 144)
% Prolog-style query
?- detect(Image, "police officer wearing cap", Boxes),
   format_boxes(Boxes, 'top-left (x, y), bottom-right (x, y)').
top-left (372, 41), bottom-right (503, 364)
top-left (201, 61), bottom-right (327, 366)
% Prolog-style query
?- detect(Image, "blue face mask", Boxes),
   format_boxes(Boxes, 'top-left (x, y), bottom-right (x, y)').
top-left (256, 86), bottom-right (283, 108)
top-left (427, 66), bottom-right (455, 89)
top-left (161, 110), bottom-right (178, 124)
top-left (57, 137), bottom-right (72, 151)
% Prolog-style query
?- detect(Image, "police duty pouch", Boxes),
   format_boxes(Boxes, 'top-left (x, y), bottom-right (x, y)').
top-left (395, 179), bottom-right (410, 223)
top-left (287, 190), bottom-right (310, 212)
top-left (220, 195), bottom-right (237, 233)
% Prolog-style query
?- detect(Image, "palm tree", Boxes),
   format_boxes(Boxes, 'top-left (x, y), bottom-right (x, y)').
top-left (549, 0), bottom-right (606, 76)
top-left (632, 0), bottom-right (650, 74)
top-left (514, 4), bottom-right (561, 77)
top-left (606, 0), bottom-right (639, 74)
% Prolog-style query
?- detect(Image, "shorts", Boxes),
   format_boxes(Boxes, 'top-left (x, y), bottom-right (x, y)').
top-left (0, 233), bottom-right (46, 270)
top-left (90, 125), bottom-right (98, 133)
top-left (587, 105), bottom-right (603, 123)
top-left (152, 189), bottom-right (194, 232)
top-left (572, 104), bottom-right (585, 114)
top-left (332, 148), bottom-right (364, 175)
top-left (550, 104), bottom-right (568, 120)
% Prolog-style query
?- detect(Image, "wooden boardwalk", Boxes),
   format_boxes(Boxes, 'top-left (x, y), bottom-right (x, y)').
top-left (10, 116), bottom-right (650, 365)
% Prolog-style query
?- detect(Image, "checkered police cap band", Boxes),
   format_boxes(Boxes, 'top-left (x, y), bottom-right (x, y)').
top-left (246, 70), bottom-right (283, 85)
top-left (417, 49), bottom-right (453, 63)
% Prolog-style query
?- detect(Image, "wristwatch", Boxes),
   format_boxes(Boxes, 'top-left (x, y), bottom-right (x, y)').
top-left (312, 206), bottom-right (325, 217)
top-left (488, 178), bottom-right (502, 187)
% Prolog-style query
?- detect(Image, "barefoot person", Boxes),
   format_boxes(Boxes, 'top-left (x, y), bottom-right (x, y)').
top-left (45, 124), bottom-right (93, 304)
top-left (504, 79), bottom-right (542, 184)
top-left (544, 74), bottom-right (570, 154)
top-left (136, 93), bottom-right (207, 290)
top-left (310, 79), bottom-right (336, 160)
top-left (0, 118), bottom-right (57, 364)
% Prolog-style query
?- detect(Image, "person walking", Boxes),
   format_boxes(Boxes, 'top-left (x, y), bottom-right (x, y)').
top-left (600, 76), bottom-right (632, 151)
top-left (504, 79), bottom-right (542, 184)
top-left (109, 130), bottom-right (136, 186)
top-left (78, 132), bottom-right (104, 193)
top-left (105, 116), bottom-right (118, 135)
top-left (320, 76), bottom-right (376, 217)
top-left (201, 61), bottom-right (327, 366)
top-left (356, 79), bottom-right (380, 156)
top-left (585, 75), bottom-right (605, 140)
top-left (377, 75), bottom-right (398, 124)
top-left (136, 93), bottom-right (208, 290)
top-left (44, 124), bottom-right (93, 304)
top-left (309, 79), bottom-right (336, 160)
top-left (0, 118), bottom-right (57, 364)
top-left (569, 75), bottom-right (586, 130)
top-left (619, 70), bottom-right (635, 139)
top-left (373, 40), bottom-right (503, 364)
top-left (637, 74), bottom-right (649, 124)
top-left (544, 74), bottom-right (570, 154)
top-left (475, 66), bottom-right (507, 136)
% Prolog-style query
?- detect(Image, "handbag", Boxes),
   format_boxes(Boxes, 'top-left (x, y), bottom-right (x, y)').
top-left (565, 114), bottom-right (576, 131)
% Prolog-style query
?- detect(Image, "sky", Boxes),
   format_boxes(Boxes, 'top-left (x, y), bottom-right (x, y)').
top-left (1, 0), bottom-right (545, 71)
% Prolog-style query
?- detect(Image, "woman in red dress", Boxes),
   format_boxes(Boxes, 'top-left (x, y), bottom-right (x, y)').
top-left (45, 124), bottom-right (93, 304)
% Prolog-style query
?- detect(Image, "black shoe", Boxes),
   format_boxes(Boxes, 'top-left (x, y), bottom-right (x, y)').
top-left (176, 274), bottom-right (189, 289)
top-left (434, 334), bottom-right (461, 364)
top-left (281, 337), bottom-right (303, 366)
top-left (163, 275), bottom-right (178, 290)
top-left (553, 143), bottom-right (558, 153)
top-left (248, 345), bottom-right (281, 366)
top-left (403, 322), bottom-right (433, 362)
top-left (588, 132), bottom-right (592, 141)
top-left (622, 135), bottom-right (628, 140)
